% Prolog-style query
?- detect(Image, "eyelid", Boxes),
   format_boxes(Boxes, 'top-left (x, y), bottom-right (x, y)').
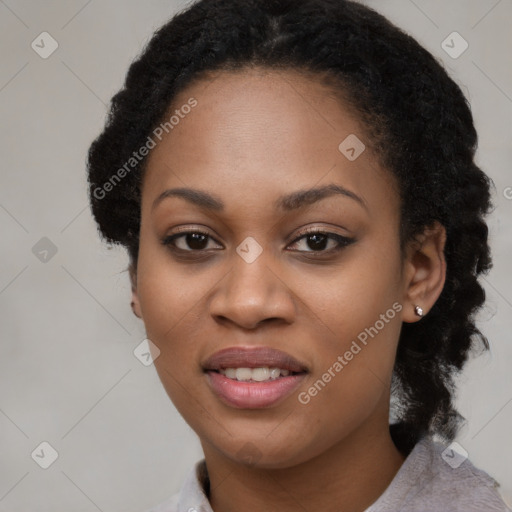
top-left (167, 225), bottom-right (221, 241)
top-left (291, 225), bottom-right (350, 240)
top-left (161, 226), bottom-right (222, 249)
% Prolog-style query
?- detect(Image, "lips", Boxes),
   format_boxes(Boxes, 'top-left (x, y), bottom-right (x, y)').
top-left (202, 346), bottom-right (308, 373)
top-left (202, 346), bottom-right (308, 409)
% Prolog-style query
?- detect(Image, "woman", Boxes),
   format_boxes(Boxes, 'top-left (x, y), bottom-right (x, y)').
top-left (87, 0), bottom-right (510, 510)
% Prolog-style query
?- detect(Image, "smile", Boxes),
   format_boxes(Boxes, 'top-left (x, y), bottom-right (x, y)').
top-left (202, 346), bottom-right (308, 408)
top-left (206, 371), bottom-right (307, 409)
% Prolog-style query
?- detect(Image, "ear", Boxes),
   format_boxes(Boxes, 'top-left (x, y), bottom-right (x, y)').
top-left (129, 263), bottom-right (143, 319)
top-left (401, 221), bottom-right (447, 323)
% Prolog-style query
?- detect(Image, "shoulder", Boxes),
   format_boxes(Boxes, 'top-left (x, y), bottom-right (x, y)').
top-left (367, 437), bottom-right (511, 512)
top-left (423, 439), bottom-right (510, 511)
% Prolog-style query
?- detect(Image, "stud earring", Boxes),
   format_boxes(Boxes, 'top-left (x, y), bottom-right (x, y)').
top-left (414, 305), bottom-right (424, 317)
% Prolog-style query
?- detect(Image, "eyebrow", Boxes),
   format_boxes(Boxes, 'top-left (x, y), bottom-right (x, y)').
top-left (151, 183), bottom-right (367, 212)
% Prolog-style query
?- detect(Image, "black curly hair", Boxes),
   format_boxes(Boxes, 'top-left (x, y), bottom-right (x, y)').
top-left (87, 0), bottom-right (493, 454)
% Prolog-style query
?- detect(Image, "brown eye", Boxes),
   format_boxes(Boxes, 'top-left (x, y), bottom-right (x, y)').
top-left (288, 230), bottom-right (355, 253)
top-left (161, 231), bottom-right (222, 252)
top-left (304, 233), bottom-right (329, 251)
top-left (181, 233), bottom-right (209, 250)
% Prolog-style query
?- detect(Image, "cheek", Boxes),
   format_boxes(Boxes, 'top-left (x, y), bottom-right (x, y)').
top-left (290, 316), bottom-right (402, 462)
top-left (286, 365), bottom-right (390, 463)
top-left (294, 246), bottom-right (403, 410)
top-left (297, 245), bottom-right (402, 344)
top-left (135, 246), bottom-right (210, 340)
top-left (135, 245), bottom-right (216, 394)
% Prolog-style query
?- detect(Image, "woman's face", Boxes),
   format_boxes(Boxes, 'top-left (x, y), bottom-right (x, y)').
top-left (133, 68), bottom-right (412, 468)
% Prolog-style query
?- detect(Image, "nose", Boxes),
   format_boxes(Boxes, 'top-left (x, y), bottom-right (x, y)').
top-left (209, 251), bottom-right (296, 330)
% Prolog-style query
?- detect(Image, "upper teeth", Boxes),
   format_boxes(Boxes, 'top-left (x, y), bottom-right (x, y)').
top-left (219, 367), bottom-right (291, 381)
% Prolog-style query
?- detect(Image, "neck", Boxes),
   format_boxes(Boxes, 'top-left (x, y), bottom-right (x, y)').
top-left (201, 415), bottom-right (406, 512)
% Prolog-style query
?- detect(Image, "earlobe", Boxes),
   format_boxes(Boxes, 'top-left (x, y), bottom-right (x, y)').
top-left (129, 263), bottom-right (143, 319)
top-left (130, 297), bottom-right (142, 319)
top-left (402, 221), bottom-right (447, 323)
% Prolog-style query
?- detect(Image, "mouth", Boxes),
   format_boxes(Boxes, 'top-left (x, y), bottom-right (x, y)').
top-left (214, 367), bottom-right (301, 381)
top-left (202, 346), bottom-right (308, 409)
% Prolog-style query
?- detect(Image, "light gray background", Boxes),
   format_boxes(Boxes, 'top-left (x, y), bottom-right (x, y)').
top-left (0, 1), bottom-right (511, 511)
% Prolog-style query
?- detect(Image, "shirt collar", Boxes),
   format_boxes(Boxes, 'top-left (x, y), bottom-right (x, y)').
top-left (174, 437), bottom-right (433, 512)
top-left (176, 459), bottom-right (213, 512)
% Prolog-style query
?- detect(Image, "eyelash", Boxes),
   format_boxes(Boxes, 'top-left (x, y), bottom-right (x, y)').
top-left (161, 227), bottom-right (355, 258)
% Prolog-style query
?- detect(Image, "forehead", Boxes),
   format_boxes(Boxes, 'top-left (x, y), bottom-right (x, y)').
top-left (141, 67), bottom-right (397, 217)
